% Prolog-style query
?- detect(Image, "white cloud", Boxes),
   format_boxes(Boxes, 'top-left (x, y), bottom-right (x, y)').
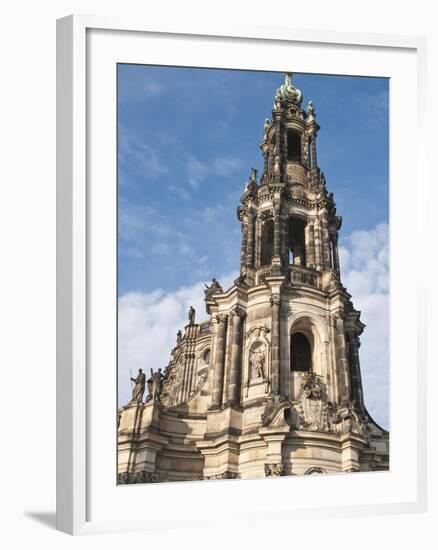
top-left (119, 131), bottom-right (168, 183)
top-left (118, 223), bottom-right (389, 430)
top-left (143, 81), bottom-right (164, 96)
top-left (186, 156), bottom-right (208, 189)
top-left (212, 156), bottom-right (243, 176)
top-left (118, 272), bottom-right (237, 406)
top-left (340, 222), bottom-right (389, 430)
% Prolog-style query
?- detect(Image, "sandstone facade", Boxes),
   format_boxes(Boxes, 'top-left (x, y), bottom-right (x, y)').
top-left (118, 73), bottom-right (389, 484)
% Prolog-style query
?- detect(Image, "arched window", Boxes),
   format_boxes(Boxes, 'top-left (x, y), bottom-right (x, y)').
top-left (291, 332), bottom-right (312, 372)
top-left (287, 130), bottom-right (301, 162)
top-left (261, 219), bottom-right (274, 266)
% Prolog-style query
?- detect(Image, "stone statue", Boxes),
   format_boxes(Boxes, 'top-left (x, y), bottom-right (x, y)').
top-left (263, 118), bottom-right (270, 140)
top-left (130, 368), bottom-right (146, 404)
top-left (188, 306), bottom-right (196, 325)
top-left (250, 351), bottom-right (265, 378)
top-left (176, 329), bottom-right (182, 344)
top-left (307, 100), bottom-right (315, 116)
top-left (146, 368), bottom-right (164, 402)
top-left (204, 278), bottom-right (223, 301)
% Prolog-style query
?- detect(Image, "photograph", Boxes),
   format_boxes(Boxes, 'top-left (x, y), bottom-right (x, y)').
top-left (116, 66), bottom-right (390, 484)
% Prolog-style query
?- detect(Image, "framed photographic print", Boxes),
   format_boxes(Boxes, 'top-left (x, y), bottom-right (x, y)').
top-left (57, 15), bottom-right (427, 535)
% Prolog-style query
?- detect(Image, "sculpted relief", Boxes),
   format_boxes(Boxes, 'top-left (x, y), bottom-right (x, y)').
top-left (295, 371), bottom-right (328, 432)
top-left (160, 347), bottom-right (211, 408)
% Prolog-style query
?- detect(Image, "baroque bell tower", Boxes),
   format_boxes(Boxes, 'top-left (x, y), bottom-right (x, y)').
top-left (118, 73), bottom-right (389, 484)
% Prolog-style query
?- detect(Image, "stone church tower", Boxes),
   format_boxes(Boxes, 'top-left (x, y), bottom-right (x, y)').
top-left (118, 73), bottom-right (389, 484)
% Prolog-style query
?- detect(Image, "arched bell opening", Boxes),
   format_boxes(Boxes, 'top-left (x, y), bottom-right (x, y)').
top-left (287, 129), bottom-right (302, 162)
top-left (261, 218), bottom-right (274, 266)
top-left (290, 332), bottom-right (312, 372)
top-left (287, 217), bottom-right (306, 266)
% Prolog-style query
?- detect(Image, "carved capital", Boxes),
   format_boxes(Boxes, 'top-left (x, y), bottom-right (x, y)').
top-left (270, 294), bottom-right (281, 308)
top-left (215, 313), bottom-right (228, 325)
top-left (231, 306), bottom-right (246, 320)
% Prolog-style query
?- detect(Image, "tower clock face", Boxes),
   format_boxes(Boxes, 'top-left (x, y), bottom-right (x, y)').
top-left (117, 68), bottom-right (389, 484)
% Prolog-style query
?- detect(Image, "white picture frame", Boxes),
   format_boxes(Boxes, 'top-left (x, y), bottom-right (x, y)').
top-left (56, 15), bottom-right (428, 535)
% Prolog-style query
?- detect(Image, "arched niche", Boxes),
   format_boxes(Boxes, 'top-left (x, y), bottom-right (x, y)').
top-left (244, 326), bottom-right (271, 389)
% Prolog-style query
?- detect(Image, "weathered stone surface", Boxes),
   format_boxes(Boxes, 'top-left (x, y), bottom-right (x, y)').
top-left (117, 73), bottom-right (389, 484)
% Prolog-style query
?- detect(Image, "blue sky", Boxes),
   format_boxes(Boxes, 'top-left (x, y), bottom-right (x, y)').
top-left (117, 65), bottom-right (389, 429)
top-left (118, 65), bottom-right (388, 295)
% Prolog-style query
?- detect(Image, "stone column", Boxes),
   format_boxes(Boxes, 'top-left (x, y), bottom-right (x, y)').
top-left (274, 116), bottom-right (282, 182)
top-left (246, 209), bottom-right (255, 268)
top-left (332, 234), bottom-right (340, 274)
top-left (314, 219), bottom-right (322, 270)
top-left (228, 308), bottom-right (245, 405)
top-left (270, 294), bottom-right (281, 394)
top-left (307, 221), bottom-right (316, 268)
top-left (273, 205), bottom-right (281, 260)
top-left (239, 215), bottom-right (248, 273)
top-left (311, 135), bottom-right (317, 168)
top-left (211, 314), bottom-right (228, 409)
top-left (334, 313), bottom-right (350, 404)
top-left (263, 149), bottom-right (268, 176)
top-left (321, 214), bottom-right (332, 269)
top-left (347, 331), bottom-right (365, 414)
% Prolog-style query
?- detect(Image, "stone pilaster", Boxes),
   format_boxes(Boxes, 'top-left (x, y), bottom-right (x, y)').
top-left (239, 215), bottom-right (248, 273)
top-left (314, 218), bottom-right (322, 270)
top-left (228, 307), bottom-right (245, 405)
top-left (211, 314), bottom-right (228, 409)
top-left (334, 313), bottom-right (350, 404)
top-left (311, 134), bottom-right (318, 168)
top-left (270, 294), bottom-right (281, 394)
top-left (332, 234), bottom-right (340, 274)
top-left (321, 214), bottom-right (332, 269)
top-left (246, 209), bottom-right (255, 268)
top-left (307, 221), bottom-right (316, 268)
top-left (347, 331), bottom-right (365, 414)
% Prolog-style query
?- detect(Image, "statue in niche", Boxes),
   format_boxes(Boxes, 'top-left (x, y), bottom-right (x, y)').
top-left (297, 371), bottom-right (328, 432)
top-left (146, 368), bottom-right (164, 402)
top-left (204, 278), bottom-right (223, 301)
top-left (129, 368), bottom-right (146, 404)
top-left (188, 306), bottom-right (196, 325)
top-left (250, 350), bottom-right (265, 379)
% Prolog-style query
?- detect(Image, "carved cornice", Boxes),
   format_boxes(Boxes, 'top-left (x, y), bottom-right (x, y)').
top-left (118, 470), bottom-right (159, 485)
